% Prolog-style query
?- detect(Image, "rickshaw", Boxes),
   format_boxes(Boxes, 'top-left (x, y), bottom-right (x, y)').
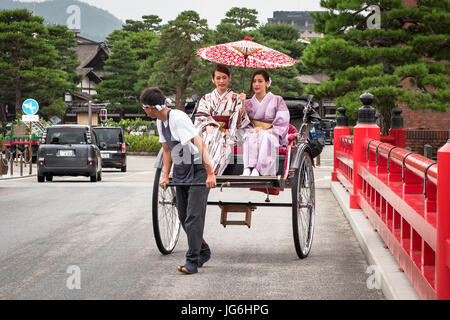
top-left (151, 95), bottom-right (319, 259)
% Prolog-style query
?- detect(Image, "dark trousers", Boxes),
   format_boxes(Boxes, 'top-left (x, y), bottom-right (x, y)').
top-left (176, 165), bottom-right (211, 264)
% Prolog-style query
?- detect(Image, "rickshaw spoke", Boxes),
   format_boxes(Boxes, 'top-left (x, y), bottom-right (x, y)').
top-left (292, 150), bottom-right (315, 259)
top-left (159, 187), bottom-right (178, 248)
top-left (153, 166), bottom-right (181, 255)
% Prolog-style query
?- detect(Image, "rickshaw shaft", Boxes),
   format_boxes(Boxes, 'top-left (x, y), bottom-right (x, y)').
top-left (207, 201), bottom-right (292, 207)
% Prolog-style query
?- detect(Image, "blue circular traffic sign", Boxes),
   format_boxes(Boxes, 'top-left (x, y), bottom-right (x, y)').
top-left (22, 99), bottom-right (39, 115)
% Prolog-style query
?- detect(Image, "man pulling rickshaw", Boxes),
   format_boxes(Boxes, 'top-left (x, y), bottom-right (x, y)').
top-left (147, 38), bottom-right (321, 274)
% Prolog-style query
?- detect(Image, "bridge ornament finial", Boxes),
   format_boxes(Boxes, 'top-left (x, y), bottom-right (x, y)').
top-left (391, 107), bottom-right (404, 129)
top-left (357, 91), bottom-right (376, 124)
top-left (336, 105), bottom-right (348, 127)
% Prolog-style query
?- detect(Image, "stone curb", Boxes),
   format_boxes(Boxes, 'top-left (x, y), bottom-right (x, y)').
top-left (127, 152), bottom-right (159, 156)
top-left (331, 181), bottom-right (420, 300)
top-left (0, 173), bottom-right (36, 180)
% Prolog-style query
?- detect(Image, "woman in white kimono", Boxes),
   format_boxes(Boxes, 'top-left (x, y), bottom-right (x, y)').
top-left (194, 64), bottom-right (250, 175)
top-left (241, 70), bottom-right (290, 176)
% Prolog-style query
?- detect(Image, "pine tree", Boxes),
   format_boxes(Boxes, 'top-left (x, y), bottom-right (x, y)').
top-left (103, 17), bottom-right (161, 107)
top-left (94, 40), bottom-right (140, 109)
top-left (46, 25), bottom-right (81, 88)
top-left (221, 7), bottom-right (259, 30)
top-left (302, 0), bottom-right (449, 133)
top-left (258, 23), bottom-right (305, 97)
top-left (122, 15), bottom-right (162, 33)
top-left (213, 8), bottom-right (260, 92)
top-left (0, 9), bottom-right (72, 117)
top-left (42, 25), bottom-right (81, 117)
top-left (146, 11), bottom-right (210, 110)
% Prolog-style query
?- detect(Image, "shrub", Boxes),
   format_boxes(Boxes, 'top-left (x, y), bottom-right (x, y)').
top-left (125, 134), bottom-right (161, 153)
top-left (100, 118), bottom-right (157, 136)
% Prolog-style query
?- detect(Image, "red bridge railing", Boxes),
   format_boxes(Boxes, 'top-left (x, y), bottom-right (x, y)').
top-left (331, 96), bottom-right (450, 300)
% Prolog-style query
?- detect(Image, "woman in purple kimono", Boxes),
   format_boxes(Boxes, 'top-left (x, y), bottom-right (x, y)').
top-left (241, 70), bottom-right (290, 176)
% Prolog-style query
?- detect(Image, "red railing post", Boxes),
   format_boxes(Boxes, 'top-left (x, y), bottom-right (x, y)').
top-left (389, 128), bottom-right (406, 148)
top-left (332, 106), bottom-right (351, 182)
top-left (349, 93), bottom-right (380, 209)
top-left (436, 138), bottom-right (450, 300)
top-left (389, 107), bottom-right (406, 148)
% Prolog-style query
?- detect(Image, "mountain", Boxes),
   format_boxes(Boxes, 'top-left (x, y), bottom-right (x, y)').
top-left (0, 0), bottom-right (124, 41)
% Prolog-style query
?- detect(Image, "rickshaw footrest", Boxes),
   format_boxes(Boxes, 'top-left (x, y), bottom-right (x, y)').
top-left (219, 204), bottom-right (256, 228)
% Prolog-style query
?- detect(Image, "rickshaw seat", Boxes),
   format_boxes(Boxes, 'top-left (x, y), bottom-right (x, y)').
top-left (210, 116), bottom-right (298, 195)
top-left (232, 124), bottom-right (298, 155)
top-left (279, 124), bottom-right (298, 155)
top-left (228, 125), bottom-right (298, 196)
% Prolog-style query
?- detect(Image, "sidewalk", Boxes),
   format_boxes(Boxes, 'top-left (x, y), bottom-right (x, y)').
top-left (331, 180), bottom-right (420, 300)
top-left (0, 164), bottom-right (36, 180)
top-left (0, 173), bottom-right (35, 180)
top-left (313, 147), bottom-right (418, 299)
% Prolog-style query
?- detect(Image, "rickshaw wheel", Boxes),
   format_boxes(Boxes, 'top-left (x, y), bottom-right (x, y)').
top-left (291, 151), bottom-right (315, 259)
top-left (152, 167), bottom-right (181, 254)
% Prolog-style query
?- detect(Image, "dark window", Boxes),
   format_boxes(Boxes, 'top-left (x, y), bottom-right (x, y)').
top-left (46, 128), bottom-right (88, 145)
top-left (93, 128), bottom-right (123, 146)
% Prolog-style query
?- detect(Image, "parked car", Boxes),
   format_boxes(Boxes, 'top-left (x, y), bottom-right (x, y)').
top-left (37, 125), bottom-right (102, 182)
top-left (319, 119), bottom-right (336, 145)
top-left (92, 127), bottom-right (128, 172)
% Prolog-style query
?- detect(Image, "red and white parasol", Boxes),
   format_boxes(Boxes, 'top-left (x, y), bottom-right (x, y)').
top-left (196, 37), bottom-right (296, 90)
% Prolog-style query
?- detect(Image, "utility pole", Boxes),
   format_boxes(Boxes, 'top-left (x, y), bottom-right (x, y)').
top-left (88, 100), bottom-right (92, 130)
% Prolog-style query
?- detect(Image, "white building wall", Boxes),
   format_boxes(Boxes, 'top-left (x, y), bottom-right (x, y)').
top-left (79, 76), bottom-right (97, 95)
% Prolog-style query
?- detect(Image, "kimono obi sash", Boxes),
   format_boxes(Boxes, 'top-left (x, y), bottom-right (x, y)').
top-left (212, 115), bottom-right (230, 132)
top-left (251, 118), bottom-right (274, 130)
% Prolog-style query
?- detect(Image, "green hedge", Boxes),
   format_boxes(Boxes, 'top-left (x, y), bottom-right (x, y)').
top-left (101, 118), bottom-right (158, 136)
top-left (125, 134), bottom-right (161, 153)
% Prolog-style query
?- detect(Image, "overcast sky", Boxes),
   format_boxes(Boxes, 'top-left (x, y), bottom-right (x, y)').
top-left (19, 0), bottom-right (324, 27)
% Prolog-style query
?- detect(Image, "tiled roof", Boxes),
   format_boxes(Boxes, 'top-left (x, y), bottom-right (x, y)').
top-left (74, 44), bottom-right (101, 68)
top-left (297, 73), bottom-right (330, 84)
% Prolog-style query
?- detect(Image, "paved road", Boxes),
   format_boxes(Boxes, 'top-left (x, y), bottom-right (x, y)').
top-left (0, 146), bottom-right (384, 299)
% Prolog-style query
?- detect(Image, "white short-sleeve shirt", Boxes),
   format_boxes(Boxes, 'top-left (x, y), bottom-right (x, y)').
top-left (157, 109), bottom-right (200, 159)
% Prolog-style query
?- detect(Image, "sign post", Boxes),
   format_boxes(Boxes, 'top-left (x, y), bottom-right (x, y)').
top-left (22, 99), bottom-right (39, 116)
top-left (22, 99), bottom-right (39, 175)
top-left (29, 121), bottom-right (32, 175)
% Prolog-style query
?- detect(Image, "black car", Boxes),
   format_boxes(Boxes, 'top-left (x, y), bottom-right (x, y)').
top-left (92, 127), bottom-right (127, 172)
top-left (319, 119), bottom-right (336, 145)
top-left (37, 125), bottom-right (102, 182)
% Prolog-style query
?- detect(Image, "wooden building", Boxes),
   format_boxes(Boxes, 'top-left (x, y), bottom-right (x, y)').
top-left (64, 34), bottom-right (153, 123)
top-left (64, 35), bottom-right (109, 124)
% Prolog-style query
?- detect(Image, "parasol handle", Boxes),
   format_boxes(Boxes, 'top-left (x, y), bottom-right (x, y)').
top-left (242, 55), bottom-right (248, 92)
